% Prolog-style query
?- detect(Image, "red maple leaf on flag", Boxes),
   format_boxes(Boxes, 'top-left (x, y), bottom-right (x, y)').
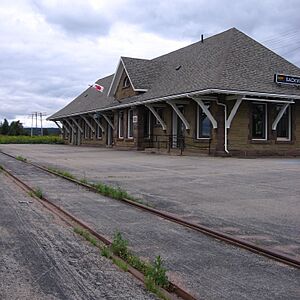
top-left (91, 83), bottom-right (104, 92)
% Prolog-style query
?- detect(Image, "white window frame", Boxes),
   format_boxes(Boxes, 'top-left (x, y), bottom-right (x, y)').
top-left (118, 111), bottom-right (124, 139)
top-left (123, 76), bottom-right (130, 88)
top-left (154, 108), bottom-right (163, 126)
top-left (127, 109), bottom-right (134, 139)
top-left (252, 102), bottom-right (268, 141)
top-left (277, 105), bottom-right (291, 141)
top-left (196, 103), bottom-right (212, 139)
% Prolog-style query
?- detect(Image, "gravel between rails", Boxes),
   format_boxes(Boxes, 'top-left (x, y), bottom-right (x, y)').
top-left (0, 173), bottom-right (157, 300)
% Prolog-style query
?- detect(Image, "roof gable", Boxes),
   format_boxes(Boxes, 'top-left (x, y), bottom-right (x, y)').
top-left (107, 57), bottom-right (149, 97)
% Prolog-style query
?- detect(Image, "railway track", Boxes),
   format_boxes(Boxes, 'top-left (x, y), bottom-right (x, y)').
top-left (0, 155), bottom-right (195, 300)
top-left (1, 150), bottom-right (299, 270)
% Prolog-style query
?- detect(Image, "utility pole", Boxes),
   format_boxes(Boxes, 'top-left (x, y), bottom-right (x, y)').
top-left (35, 112), bottom-right (38, 134)
top-left (30, 112), bottom-right (46, 136)
top-left (31, 113), bottom-right (34, 136)
top-left (40, 113), bottom-right (42, 136)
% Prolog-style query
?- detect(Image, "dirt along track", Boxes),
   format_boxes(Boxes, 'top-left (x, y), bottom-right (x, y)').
top-left (0, 152), bottom-right (299, 299)
top-left (0, 172), bottom-right (157, 300)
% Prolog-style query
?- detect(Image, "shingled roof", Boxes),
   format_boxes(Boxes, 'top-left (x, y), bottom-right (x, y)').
top-left (49, 27), bottom-right (300, 120)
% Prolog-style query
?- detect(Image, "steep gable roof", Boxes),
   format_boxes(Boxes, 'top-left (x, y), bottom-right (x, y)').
top-left (49, 28), bottom-right (300, 120)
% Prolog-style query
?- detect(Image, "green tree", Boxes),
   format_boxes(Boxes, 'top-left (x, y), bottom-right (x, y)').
top-left (1, 119), bottom-right (9, 135)
top-left (8, 120), bottom-right (25, 136)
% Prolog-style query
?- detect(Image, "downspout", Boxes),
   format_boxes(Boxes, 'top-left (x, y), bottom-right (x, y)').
top-left (216, 101), bottom-right (229, 154)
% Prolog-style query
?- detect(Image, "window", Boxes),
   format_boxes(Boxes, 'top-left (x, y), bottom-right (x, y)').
top-left (252, 103), bottom-right (267, 140)
top-left (154, 108), bottom-right (164, 127)
top-left (123, 76), bottom-right (130, 88)
top-left (197, 103), bottom-right (212, 139)
top-left (276, 105), bottom-right (291, 141)
top-left (143, 110), bottom-right (151, 138)
top-left (127, 109), bottom-right (134, 138)
top-left (118, 111), bottom-right (124, 138)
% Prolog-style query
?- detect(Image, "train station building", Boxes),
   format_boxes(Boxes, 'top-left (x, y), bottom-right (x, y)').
top-left (49, 28), bottom-right (300, 156)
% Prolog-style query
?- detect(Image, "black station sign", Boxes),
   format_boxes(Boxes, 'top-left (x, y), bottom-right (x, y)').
top-left (275, 74), bottom-right (300, 86)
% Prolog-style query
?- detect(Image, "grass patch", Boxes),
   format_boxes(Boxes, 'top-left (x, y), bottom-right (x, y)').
top-left (145, 256), bottom-right (169, 288)
top-left (80, 178), bottom-right (88, 185)
top-left (16, 155), bottom-right (27, 162)
top-left (0, 135), bottom-right (64, 144)
top-left (47, 167), bottom-right (76, 180)
top-left (74, 227), bottom-right (99, 247)
top-left (101, 246), bottom-right (112, 258)
top-left (31, 187), bottom-right (43, 199)
top-left (47, 167), bottom-right (150, 206)
top-left (92, 182), bottom-right (136, 201)
top-left (112, 257), bottom-right (128, 272)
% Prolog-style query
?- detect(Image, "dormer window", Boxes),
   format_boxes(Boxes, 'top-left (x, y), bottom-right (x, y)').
top-left (123, 76), bottom-right (130, 88)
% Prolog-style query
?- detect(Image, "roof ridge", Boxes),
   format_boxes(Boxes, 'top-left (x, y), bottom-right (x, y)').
top-left (151, 27), bottom-right (238, 62)
top-left (121, 56), bottom-right (149, 61)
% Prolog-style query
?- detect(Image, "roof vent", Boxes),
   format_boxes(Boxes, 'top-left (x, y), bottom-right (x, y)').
top-left (84, 94), bottom-right (88, 97)
top-left (201, 34), bottom-right (204, 43)
top-left (175, 65), bottom-right (182, 71)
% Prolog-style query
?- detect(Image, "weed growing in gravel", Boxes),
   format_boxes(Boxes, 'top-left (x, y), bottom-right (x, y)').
top-left (92, 183), bottom-right (133, 201)
top-left (47, 167), bottom-right (76, 180)
top-left (110, 231), bottom-right (129, 258)
top-left (144, 277), bottom-right (168, 300)
top-left (101, 246), bottom-right (112, 258)
top-left (145, 256), bottom-right (169, 288)
top-left (33, 188), bottom-right (43, 199)
top-left (112, 257), bottom-right (128, 272)
top-left (109, 232), bottom-right (169, 296)
top-left (74, 227), bottom-right (98, 247)
top-left (16, 155), bottom-right (27, 162)
top-left (80, 178), bottom-right (88, 185)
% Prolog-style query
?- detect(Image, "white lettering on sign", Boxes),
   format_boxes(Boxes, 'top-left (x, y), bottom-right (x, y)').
top-left (133, 116), bottom-right (138, 123)
top-left (286, 77), bottom-right (300, 84)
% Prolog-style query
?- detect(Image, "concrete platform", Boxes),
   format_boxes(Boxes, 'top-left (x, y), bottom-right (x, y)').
top-left (1, 144), bottom-right (299, 260)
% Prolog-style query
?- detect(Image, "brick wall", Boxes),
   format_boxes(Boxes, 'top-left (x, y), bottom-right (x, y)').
top-left (228, 101), bottom-right (300, 156)
top-left (115, 71), bottom-right (137, 100)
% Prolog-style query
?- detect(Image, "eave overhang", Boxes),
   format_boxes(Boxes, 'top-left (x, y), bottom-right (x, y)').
top-left (48, 88), bottom-right (300, 121)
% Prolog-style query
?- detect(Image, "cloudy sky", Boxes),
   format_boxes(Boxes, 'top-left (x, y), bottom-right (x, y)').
top-left (0, 0), bottom-right (300, 128)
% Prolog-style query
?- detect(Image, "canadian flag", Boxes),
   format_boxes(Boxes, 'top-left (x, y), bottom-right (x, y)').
top-left (91, 83), bottom-right (104, 92)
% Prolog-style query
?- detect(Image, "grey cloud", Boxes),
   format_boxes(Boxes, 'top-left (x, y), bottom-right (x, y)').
top-left (32, 1), bottom-right (111, 37)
